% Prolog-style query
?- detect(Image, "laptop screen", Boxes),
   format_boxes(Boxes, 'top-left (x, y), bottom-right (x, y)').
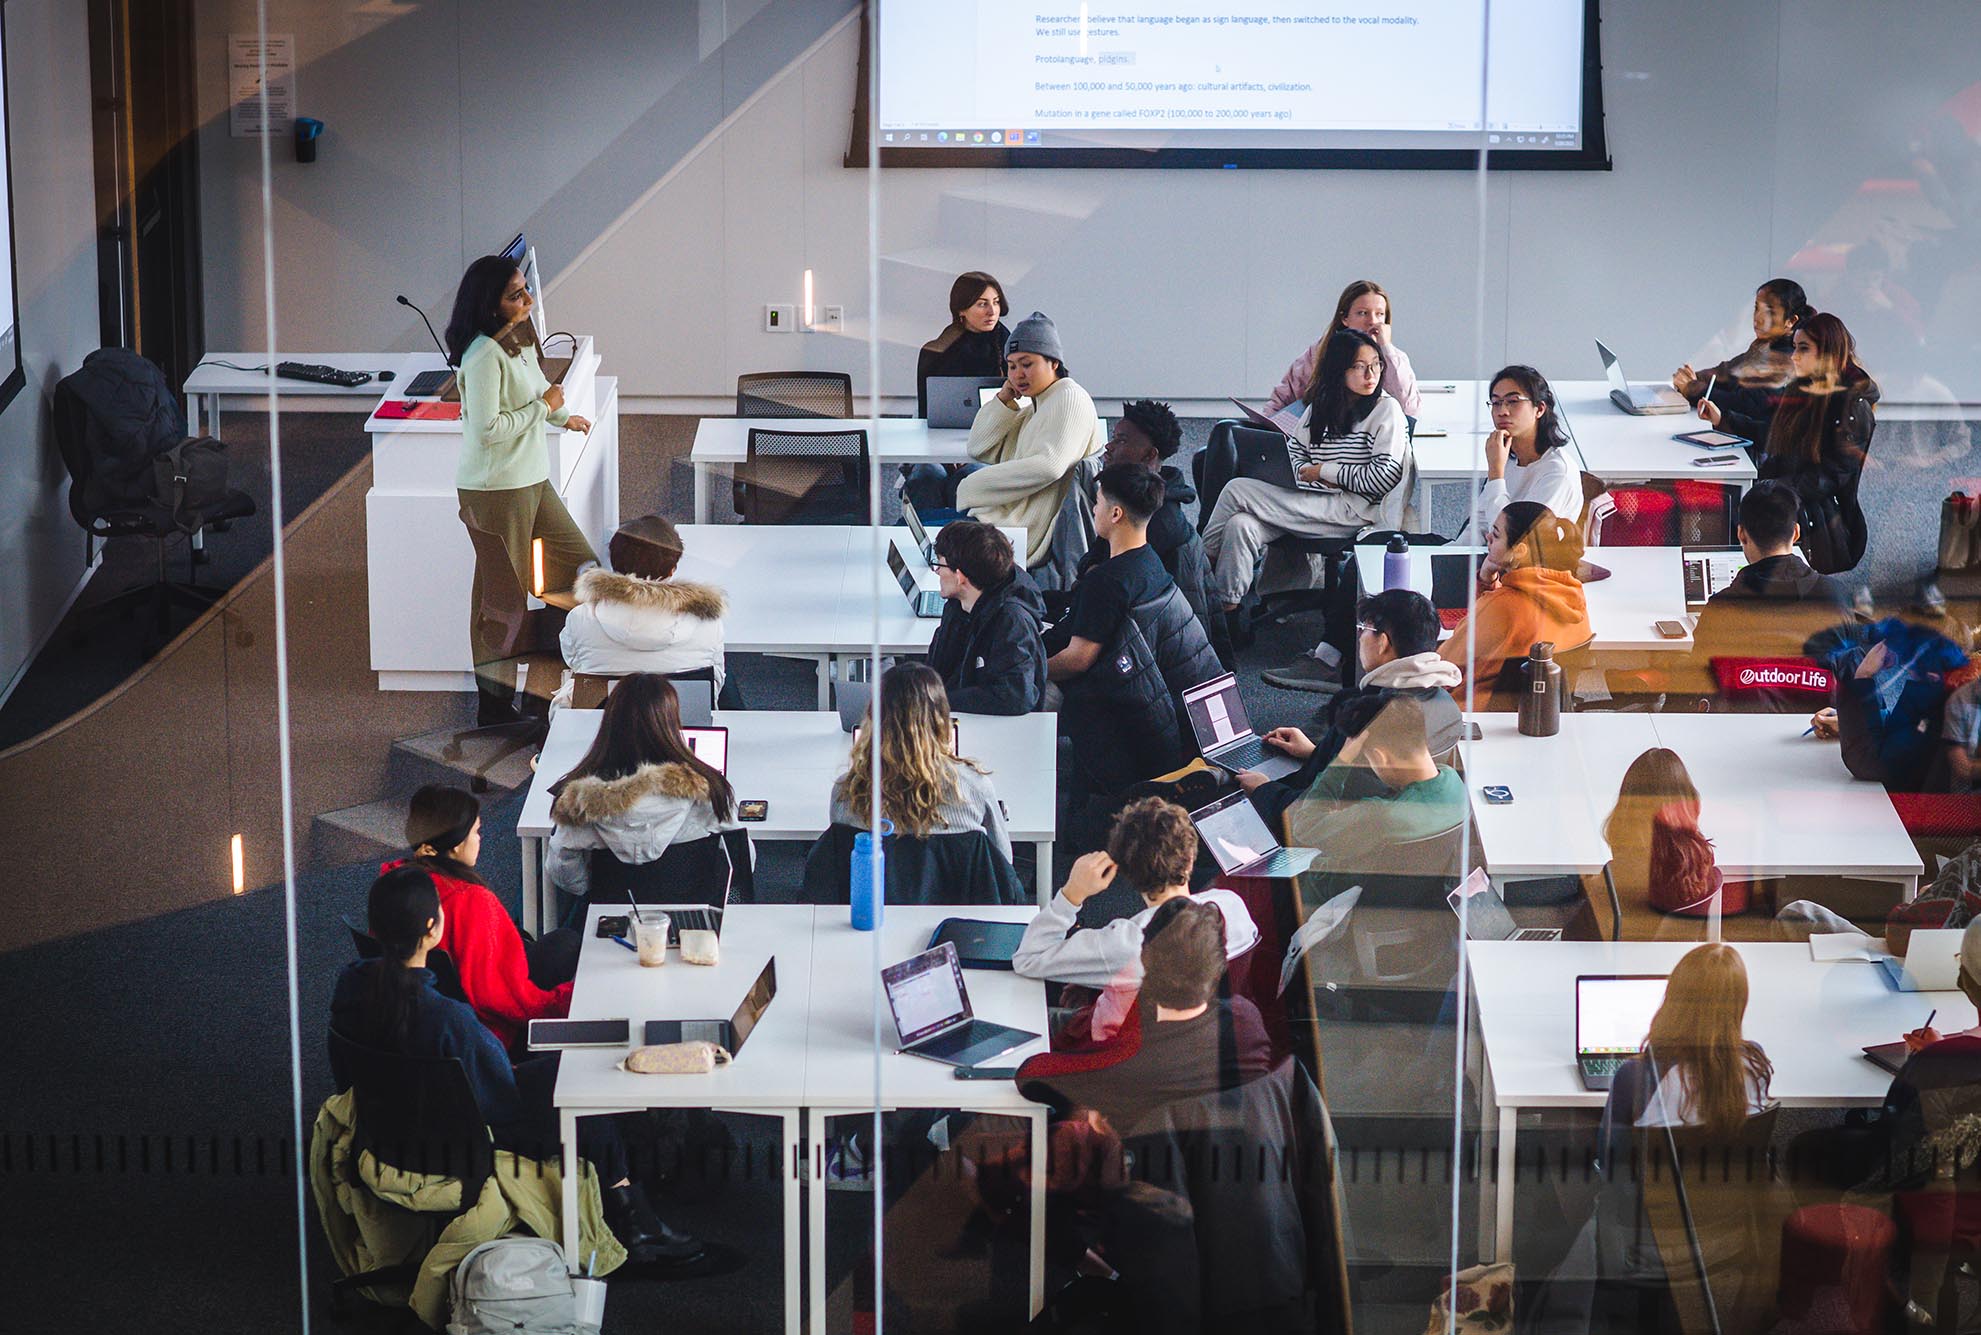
top-left (883, 942), bottom-right (971, 1045)
top-left (1189, 791), bottom-right (1280, 874)
top-left (903, 498), bottom-right (929, 548)
top-left (1595, 339), bottom-right (1628, 396)
top-left (1574, 975), bottom-right (1668, 1056)
top-left (1682, 546), bottom-right (1747, 606)
top-left (1447, 867), bottom-right (1519, 941)
top-left (726, 958), bottom-right (778, 1055)
top-left (1429, 553), bottom-right (1474, 612)
top-left (680, 726), bottom-right (729, 775)
top-left (887, 543), bottom-right (919, 599)
top-left (1181, 674), bottom-right (1255, 753)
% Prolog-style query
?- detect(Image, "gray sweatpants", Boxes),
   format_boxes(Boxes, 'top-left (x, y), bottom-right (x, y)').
top-left (1201, 477), bottom-right (1374, 605)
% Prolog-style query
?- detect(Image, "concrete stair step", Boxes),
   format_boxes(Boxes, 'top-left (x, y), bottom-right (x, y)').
top-left (387, 721), bottom-right (544, 796)
top-left (310, 798), bottom-right (411, 871)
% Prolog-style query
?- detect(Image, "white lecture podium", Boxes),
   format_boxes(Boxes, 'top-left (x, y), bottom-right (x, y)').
top-left (364, 337), bottom-right (620, 691)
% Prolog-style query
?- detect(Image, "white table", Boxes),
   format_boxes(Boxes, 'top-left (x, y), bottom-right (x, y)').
top-left (1467, 939), bottom-right (1974, 1259)
top-left (1460, 713), bottom-right (1923, 894)
top-left (1553, 379), bottom-right (1759, 489)
top-left (182, 352), bottom-right (424, 437)
top-left (691, 417), bottom-right (972, 523)
top-left (671, 524), bottom-right (1024, 708)
top-left (1356, 544), bottom-right (1695, 654)
top-left (553, 904), bottom-right (1049, 1334)
top-left (516, 708), bottom-right (1060, 933)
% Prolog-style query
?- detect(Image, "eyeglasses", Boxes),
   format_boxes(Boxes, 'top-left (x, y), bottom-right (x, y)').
top-left (1487, 394), bottom-right (1531, 410)
top-left (930, 560), bottom-right (956, 574)
top-left (1355, 622), bottom-right (1379, 635)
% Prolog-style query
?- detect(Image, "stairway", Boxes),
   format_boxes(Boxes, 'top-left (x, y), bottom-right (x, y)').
top-left (308, 721), bottom-right (545, 870)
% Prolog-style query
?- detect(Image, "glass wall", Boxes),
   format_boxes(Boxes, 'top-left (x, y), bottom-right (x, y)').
top-left (8, 1), bottom-right (1981, 1332)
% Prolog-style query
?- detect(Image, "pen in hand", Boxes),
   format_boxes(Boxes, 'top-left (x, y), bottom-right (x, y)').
top-left (1926, 1009), bottom-right (1939, 1031)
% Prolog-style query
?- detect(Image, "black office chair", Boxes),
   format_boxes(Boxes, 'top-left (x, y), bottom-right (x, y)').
top-left (800, 824), bottom-right (1027, 906)
top-left (584, 829), bottom-right (755, 911)
top-left (736, 426), bottom-right (871, 525)
top-left (323, 1029), bottom-right (494, 1314)
top-left (736, 370), bottom-right (853, 419)
top-left (339, 914), bottom-right (470, 1003)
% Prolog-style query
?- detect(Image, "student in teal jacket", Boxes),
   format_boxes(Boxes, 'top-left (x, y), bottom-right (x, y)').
top-left (444, 255), bottom-right (597, 722)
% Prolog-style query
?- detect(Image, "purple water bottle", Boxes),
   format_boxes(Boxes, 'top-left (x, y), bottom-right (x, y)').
top-left (1383, 533), bottom-right (1410, 591)
top-left (851, 819), bottom-right (892, 931)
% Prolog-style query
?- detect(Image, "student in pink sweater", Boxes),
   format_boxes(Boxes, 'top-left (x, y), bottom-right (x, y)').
top-left (1265, 279), bottom-right (1423, 419)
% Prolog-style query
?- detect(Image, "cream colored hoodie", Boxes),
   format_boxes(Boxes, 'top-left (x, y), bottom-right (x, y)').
top-left (956, 377), bottom-right (1104, 567)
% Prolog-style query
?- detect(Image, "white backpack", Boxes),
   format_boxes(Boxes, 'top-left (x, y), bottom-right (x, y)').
top-left (445, 1237), bottom-right (601, 1335)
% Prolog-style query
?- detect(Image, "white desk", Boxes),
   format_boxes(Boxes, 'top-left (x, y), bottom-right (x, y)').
top-left (1356, 544), bottom-right (1694, 655)
top-left (1467, 939), bottom-right (1974, 1259)
top-left (670, 525), bottom-right (1025, 707)
top-left (182, 353), bottom-right (424, 436)
top-left (364, 343), bottom-right (620, 691)
top-left (1553, 380), bottom-right (1759, 488)
top-left (1460, 713), bottom-right (1922, 893)
top-left (553, 904), bottom-right (1048, 1334)
top-left (516, 708), bottom-right (1060, 933)
top-left (691, 417), bottom-right (972, 523)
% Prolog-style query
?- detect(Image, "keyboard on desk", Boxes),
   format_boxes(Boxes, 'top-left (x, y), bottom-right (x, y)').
top-left (1577, 1054), bottom-right (1629, 1089)
top-left (1211, 736), bottom-right (1277, 772)
top-left (665, 907), bottom-right (722, 943)
top-left (275, 361), bottom-right (373, 387)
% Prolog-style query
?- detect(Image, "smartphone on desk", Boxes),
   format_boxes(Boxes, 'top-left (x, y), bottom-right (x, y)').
top-left (1480, 785), bottom-right (1515, 805)
top-left (1692, 454), bottom-right (1742, 468)
top-left (1656, 620), bottom-right (1688, 639)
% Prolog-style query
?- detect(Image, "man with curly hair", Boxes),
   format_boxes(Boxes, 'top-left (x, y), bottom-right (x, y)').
top-left (1012, 797), bottom-right (1258, 1036)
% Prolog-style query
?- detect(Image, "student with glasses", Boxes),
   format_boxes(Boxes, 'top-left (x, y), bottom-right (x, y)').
top-left (1470, 365), bottom-right (1583, 542)
top-left (924, 520), bottom-right (1048, 716)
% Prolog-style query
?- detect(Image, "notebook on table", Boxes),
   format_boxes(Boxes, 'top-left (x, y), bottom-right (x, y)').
top-left (927, 918), bottom-right (1029, 970)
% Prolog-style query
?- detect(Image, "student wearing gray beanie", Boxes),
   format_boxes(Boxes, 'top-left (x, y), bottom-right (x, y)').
top-left (955, 310), bottom-right (1103, 568)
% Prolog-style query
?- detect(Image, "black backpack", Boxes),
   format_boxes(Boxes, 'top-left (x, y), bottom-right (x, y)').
top-left (145, 437), bottom-right (230, 534)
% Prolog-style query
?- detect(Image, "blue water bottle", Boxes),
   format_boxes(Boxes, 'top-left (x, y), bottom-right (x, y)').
top-left (850, 820), bottom-right (892, 931)
top-left (1383, 533), bottom-right (1410, 591)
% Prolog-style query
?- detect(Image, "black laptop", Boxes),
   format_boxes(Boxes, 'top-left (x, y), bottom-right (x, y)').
top-left (643, 957), bottom-right (776, 1053)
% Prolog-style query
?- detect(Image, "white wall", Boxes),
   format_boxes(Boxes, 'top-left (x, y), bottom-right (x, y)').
top-left (0, 0), bottom-right (117, 706)
top-left (199, 1), bottom-right (1981, 405)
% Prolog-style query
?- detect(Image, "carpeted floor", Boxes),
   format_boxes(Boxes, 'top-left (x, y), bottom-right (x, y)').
top-left (5, 406), bottom-right (1974, 1332)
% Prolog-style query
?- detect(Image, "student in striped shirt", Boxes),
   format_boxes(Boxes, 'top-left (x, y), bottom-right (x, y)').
top-left (1202, 327), bottom-right (1410, 610)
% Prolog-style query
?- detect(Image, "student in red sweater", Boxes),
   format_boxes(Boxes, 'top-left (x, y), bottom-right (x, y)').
top-left (381, 785), bottom-right (578, 1051)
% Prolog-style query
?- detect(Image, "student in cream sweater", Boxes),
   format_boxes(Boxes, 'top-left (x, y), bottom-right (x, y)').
top-left (956, 311), bottom-right (1104, 569)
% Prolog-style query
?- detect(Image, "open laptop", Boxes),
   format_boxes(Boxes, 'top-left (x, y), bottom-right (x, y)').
top-left (925, 375), bottom-right (1002, 430)
top-left (1449, 867), bottom-right (1562, 942)
top-left (903, 497), bottom-right (942, 562)
top-left (1430, 552), bottom-right (1475, 631)
top-left (1180, 674), bottom-right (1303, 779)
top-left (1189, 790), bottom-right (1322, 879)
top-left (887, 543), bottom-right (945, 618)
top-left (643, 957), bottom-right (776, 1053)
top-left (1882, 928), bottom-right (1964, 993)
top-left (883, 941), bottom-right (1039, 1067)
top-left (1233, 429), bottom-right (1299, 488)
top-left (679, 725), bottom-right (729, 774)
top-left (1575, 974), bottom-right (1669, 1090)
top-left (1596, 339), bottom-right (1687, 415)
top-left (1681, 545), bottom-right (1748, 608)
top-left (622, 819), bottom-right (735, 944)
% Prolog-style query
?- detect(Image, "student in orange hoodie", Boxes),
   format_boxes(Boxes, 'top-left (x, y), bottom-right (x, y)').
top-left (1441, 500), bottom-right (1592, 707)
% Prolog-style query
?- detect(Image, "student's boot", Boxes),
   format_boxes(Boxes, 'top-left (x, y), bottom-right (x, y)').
top-left (605, 1182), bottom-right (706, 1268)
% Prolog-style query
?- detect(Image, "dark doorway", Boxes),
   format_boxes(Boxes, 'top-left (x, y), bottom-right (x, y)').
top-left (89, 0), bottom-right (203, 386)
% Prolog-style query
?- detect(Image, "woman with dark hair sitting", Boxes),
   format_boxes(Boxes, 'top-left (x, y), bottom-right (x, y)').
top-left (331, 866), bottom-right (704, 1266)
top-left (1441, 501), bottom-right (1592, 705)
top-left (916, 270), bottom-right (1011, 414)
top-left (1471, 364), bottom-right (1583, 539)
top-left (1673, 276), bottom-right (1809, 407)
top-left (381, 784), bottom-right (579, 1051)
top-left (546, 674), bottom-right (739, 919)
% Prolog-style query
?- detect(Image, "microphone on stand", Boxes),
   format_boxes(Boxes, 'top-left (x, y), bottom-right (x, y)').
top-left (395, 294), bottom-right (457, 399)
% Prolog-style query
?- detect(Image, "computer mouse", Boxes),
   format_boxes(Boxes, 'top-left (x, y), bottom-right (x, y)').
top-left (378, 370), bottom-right (395, 381)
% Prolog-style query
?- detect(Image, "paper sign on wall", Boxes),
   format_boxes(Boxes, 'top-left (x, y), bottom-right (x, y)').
top-left (229, 34), bottom-right (296, 138)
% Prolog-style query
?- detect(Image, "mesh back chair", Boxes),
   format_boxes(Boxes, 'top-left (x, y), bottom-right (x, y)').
top-left (1581, 470), bottom-right (1617, 547)
top-left (799, 824), bottom-right (1027, 906)
top-left (735, 371), bottom-right (853, 419)
top-left (322, 1029), bottom-right (494, 1314)
top-left (340, 916), bottom-right (470, 1003)
top-left (737, 426), bottom-right (870, 525)
top-left (584, 830), bottom-right (755, 909)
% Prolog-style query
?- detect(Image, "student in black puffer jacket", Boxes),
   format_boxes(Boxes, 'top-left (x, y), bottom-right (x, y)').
top-left (925, 520), bottom-right (1048, 715)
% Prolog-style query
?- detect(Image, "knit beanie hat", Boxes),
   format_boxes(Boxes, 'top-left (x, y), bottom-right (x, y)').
top-left (1007, 311), bottom-right (1064, 363)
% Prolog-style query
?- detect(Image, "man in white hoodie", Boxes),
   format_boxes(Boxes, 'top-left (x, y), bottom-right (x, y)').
top-left (1013, 797), bottom-right (1259, 1041)
top-left (555, 515), bottom-right (728, 709)
top-left (1236, 588), bottom-right (1464, 831)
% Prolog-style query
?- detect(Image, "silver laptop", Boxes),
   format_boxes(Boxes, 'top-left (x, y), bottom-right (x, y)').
top-left (643, 957), bottom-right (776, 1052)
top-left (1575, 974), bottom-right (1669, 1090)
top-left (1189, 790), bottom-right (1321, 879)
top-left (1882, 929), bottom-right (1964, 992)
top-left (1449, 867), bottom-right (1561, 942)
top-left (903, 497), bottom-right (941, 562)
top-left (887, 543), bottom-right (945, 618)
top-left (884, 942), bottom-right (1039, 1067)
top-left (926, 375), bottom-right (1003, 429)
top-left (1681, 545), bottom-right (1748, 608)
top-left (1597, 339), bottom-right (1687, 415)
top-left (622, 795), bottom-right (734, 944)
top-left (1181, 674), bottom-right (1303, 780)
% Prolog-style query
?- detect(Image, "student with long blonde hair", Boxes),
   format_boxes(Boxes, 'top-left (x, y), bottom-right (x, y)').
top-left (830, 663), bottom-right (1011, 861)
top-left (1610, 944), bottom-right (1774, 1142)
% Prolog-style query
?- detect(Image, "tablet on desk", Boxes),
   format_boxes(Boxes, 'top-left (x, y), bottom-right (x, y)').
top-left (1674, 428), bottom-right (1748, 450)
